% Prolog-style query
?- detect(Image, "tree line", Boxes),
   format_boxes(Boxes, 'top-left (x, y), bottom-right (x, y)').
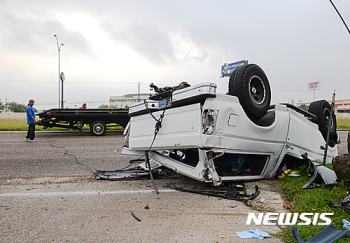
top-left (0, 100), bottom-right (37, 112)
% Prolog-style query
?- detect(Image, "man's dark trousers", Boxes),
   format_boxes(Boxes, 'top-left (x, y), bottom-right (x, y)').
top-left (26, 124), bottom-right (35, 140)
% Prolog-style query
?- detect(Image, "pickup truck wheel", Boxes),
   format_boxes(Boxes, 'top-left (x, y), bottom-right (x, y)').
top-left (228, 64), bottom-right (271, 119)
top-left (90, 121), bottom-right (106, 136)
top-left (308, 100), bottom-right (337, 141)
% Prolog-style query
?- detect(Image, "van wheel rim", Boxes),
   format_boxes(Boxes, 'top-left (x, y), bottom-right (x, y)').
top-left (324, 108), bottom-right (333, 129)
top-left (249, 75), bottom-right (266, 105)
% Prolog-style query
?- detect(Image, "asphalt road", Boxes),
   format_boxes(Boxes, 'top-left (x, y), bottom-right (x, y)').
top-left (0, 130), bottom-right (348, 242)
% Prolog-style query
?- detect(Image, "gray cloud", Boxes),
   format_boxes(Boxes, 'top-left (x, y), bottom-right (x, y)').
top-left (1, 0), bottom-right (350, 109)
top-left (0, 9), bottom-right (94, 58)
top-left (102, 22), bottom-right (175, 64)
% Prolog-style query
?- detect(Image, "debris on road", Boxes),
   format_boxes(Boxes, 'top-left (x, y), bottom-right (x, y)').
top-left (173, 182), bottom-right (260, 204)
top-left (301, 154), bottom-right (338, 189)
top-left (94, 160), bottom-right (174, 180)
top-left (95, 169), bottom-right (149, 180)
top-left (278, 169), bottom-right (300, 179)
top-left (343, 219), bottom-right (350, 230)
top-left (325, 194), bottom-right (350, 214)
top-left (131, 212), bottom-right (141, 222)
top-left (292, 224), bottom-right (350, 243)
top-left (236, 228), bottom-right (271, 240)
top-left (283, 204), bottom-right (293, 210)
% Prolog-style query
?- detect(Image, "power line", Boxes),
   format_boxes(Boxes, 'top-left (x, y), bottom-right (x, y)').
top-left (329, 0), bottom-right (350, 35)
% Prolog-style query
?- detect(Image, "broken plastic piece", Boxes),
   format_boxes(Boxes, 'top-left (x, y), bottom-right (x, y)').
top-left (291, 224), bottom-right (350, 243)
top-left (343, 219), bottom-right (350, 230)
top-left (301, 154), bottom-right (338, 189)
top-left (236, 228), bottom-right (271, 240)
top-left (283, 204), bottom-right (293, 210)
top-left (279, 169), bottom-right (300, 179)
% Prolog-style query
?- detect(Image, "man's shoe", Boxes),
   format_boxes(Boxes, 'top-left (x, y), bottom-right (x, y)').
top-left (29, 140), bottom-right (34, 142)
top-left (25, 138), bottom-right (29, 141)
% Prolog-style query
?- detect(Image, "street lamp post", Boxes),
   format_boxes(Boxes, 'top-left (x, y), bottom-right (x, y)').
top-left (54, 35), bottom-right (64, 109)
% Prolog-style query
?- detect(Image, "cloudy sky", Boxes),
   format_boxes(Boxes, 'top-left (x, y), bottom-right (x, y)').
top-left (1, 0), bottom-right (350, 110)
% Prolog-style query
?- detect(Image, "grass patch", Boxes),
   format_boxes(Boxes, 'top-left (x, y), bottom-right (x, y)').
top-left (0, 119), bottom-right (65, 131)
top-left (337, 118), bottom-right (350, 129)
top-left (278, 164), bottom-right (349, 242)
top-left (0, 119), bottom-right (124, 131)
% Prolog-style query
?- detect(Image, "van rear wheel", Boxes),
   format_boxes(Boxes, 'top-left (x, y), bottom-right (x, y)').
top-left (228, 64), bottom-right (271, 120)
top-left (308, 100), bottom-right (336, 142)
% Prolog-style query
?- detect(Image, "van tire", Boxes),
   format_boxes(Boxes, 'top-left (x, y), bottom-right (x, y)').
top-left (228, 64), bottom-right (271, 119)
top-left (308, 100), bottom-right (337, 142)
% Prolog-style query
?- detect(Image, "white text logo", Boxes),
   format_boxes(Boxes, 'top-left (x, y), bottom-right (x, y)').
top-left (246, 213), bottom-right (333, 226)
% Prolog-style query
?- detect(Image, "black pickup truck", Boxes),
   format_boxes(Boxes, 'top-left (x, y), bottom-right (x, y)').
top-left (37, 108), bottom-right (129, 136)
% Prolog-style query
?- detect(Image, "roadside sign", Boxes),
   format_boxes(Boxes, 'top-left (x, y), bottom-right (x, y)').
top-left (221, 60), bottom-right (248, 77)
top-left (308, 81), bottom-right (321, 101)
top-left (60, 72), bottom-right (65, 82)
top-left (308, 81), bottom-right (321, 91)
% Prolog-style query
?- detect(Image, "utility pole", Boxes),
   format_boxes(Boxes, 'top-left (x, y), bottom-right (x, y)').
top-left (54, 35), bottom-right (64, 109)
top-left (138, 82), bottom-right (140, 100)
top-left (60, 72), bottom-right (65, 109)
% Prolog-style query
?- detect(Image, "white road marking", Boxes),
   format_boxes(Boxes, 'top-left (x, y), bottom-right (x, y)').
top-left (0, 189), bottom-right (177, 197)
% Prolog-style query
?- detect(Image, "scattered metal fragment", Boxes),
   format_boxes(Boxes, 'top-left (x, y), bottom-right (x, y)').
top-left (138, 159), bottom-right (162, 171)
top-left (94, 159), bottom-right (173, 181)
top-left (173, 183), bottom-right (260, 204)
top-left (95, 169), bottom-right (149, 180)
top-left (325, 194), bottom-right (350, 214)
top-left (131, 212), bottom-right (141, 222)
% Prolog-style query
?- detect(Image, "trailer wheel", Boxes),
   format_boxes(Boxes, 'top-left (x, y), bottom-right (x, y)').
top-left (90, 121), bottom-right (106, 136)
top-left (308, 100), bottom-right (337, 142)
top-left (228, 64), bottom-right (271, 120)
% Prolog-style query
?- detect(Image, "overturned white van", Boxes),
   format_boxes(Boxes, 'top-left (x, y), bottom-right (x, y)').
top-left (122, 64), bottom-right (338, 186)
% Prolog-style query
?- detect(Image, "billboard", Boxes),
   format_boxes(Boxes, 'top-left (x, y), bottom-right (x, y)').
top-left (221, 60), bottom-right (248, 77)
top-left (308, 81), bottom-right (321, 91)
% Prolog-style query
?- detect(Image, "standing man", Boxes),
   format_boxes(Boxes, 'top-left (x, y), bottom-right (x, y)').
top-left (26, 99), bottom-right (37, 142)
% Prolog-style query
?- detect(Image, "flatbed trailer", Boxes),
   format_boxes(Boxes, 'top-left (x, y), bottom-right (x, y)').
top-left (37, 108), bottom-right (129, 135)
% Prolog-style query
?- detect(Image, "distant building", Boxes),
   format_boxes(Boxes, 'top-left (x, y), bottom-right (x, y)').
top-left (109, 93), bottom-right (151, 108)
top-left (296, 99), bottom-right (350, 118)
